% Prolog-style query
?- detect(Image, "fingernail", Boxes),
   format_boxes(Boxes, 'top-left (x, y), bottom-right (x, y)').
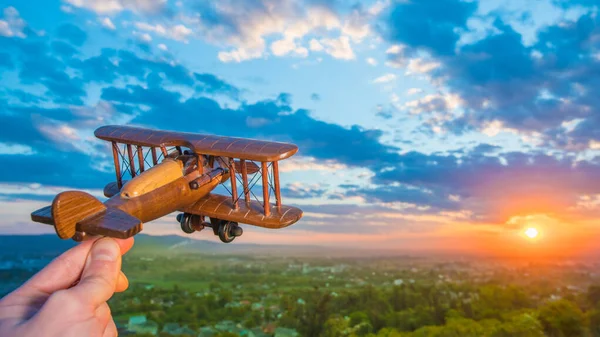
top-left (91, 238), bottom-right (119, 262)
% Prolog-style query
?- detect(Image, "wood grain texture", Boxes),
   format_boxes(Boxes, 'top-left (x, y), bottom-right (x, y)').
top-left (181, 193), bottom-right (303, 229)
top-left (52, 191), bottom-right (106, 239)
top-left (120, 159), bottom-right (183, 198)
top-left (261, 162), bottom-right (270, 217)
top-left (240, 160), bottom-right (251, 203)
top-left (77, 208), bottom-right (142, 239)
top-left (95, 125), bottom-right (298, 162)
top-left (105, 170), bottom-right (225, 223)
top-left (234, 160), bottom-right (260, 174)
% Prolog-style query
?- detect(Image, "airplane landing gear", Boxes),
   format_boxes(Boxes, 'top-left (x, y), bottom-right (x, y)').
top-left (218, 221), bottom-right (243, 243)
top-left (177, 213), bottom-right (205, 234)
top-left (177, 214), bottom-right (242, 243)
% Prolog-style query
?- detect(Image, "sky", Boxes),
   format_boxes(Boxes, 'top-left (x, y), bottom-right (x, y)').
top-left (1, 0), bottom-right (599, 256)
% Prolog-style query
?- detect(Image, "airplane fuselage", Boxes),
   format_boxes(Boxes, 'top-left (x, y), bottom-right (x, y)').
top-left (104, 160), bottom-right (227, 224)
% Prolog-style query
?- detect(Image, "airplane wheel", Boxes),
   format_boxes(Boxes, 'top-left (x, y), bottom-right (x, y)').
top-left (180, 214), bottom-right (195, 234)
top-left (218, 221), bottom-right (237, 243)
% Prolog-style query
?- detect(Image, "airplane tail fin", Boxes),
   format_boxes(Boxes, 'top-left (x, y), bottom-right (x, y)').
top-left (31, 191), bottom-right (142, 240)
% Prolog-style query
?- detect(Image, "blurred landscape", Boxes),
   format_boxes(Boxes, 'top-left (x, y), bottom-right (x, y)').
top-left (3, 235), bottom-right (600, 337)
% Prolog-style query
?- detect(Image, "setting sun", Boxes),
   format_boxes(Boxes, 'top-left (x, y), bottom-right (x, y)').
top-left (525, 227), bottom-right (539, 239)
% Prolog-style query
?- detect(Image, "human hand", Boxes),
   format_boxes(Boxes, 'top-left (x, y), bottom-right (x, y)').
top-left (0, 237), bottom-right (134, 337)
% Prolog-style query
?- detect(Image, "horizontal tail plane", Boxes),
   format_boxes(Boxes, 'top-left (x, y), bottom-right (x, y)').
top-left (31, 191), bottom-right (142, 240)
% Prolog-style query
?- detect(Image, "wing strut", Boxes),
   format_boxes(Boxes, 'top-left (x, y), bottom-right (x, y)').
top-left (229, 157), bottom-right (239, 210)
top-left (137, 145), bottom-right (145, 172)
top-left (111, 142), bottom-right (123, 189)
top-left (273, 161), bottom-right (282, 208)
top-left (240, 159), bottom-right (250, 203)
top-left (127, 144), bottom-right (136, 177)
top-left (151, 147), bottom-right (158, 165)
top-left (261, 161), bottom-right (270, 217)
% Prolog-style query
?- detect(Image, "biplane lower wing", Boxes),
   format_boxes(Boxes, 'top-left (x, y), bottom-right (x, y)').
top-left (180, 193), bottom-right (303, 229)
top-left (31, 191), bottom-right (142, 239)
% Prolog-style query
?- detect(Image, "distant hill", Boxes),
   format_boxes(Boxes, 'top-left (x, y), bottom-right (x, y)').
top-left (0, 233), bottom-right (467, 258)
top-left (0, 234), bottom-right (336, 257)
top-left (129, 234), bottom-right (334, 257)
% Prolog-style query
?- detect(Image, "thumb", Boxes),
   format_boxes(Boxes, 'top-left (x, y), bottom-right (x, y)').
top-left (67, 238), bottom-right (122, 307)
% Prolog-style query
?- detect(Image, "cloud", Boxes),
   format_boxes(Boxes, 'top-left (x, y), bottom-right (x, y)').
top-left (369, 150), bottom-right (600, 223)
top-left (270, 37), bottom-right (309, 57)
top-left (380, 0), bottom-right (477, 56)
top-left (278, 156), bottom-right (347, 173)
top-left (61, 5), bottom-right (74, 13)
top-left (406, 88), bottom-right (423, 95)
top-left (379, 0), bottom-right (600, 149)
top-left (0, 151), bottom-right (112, 189)
top-left (0, 7), bottom-right (26, 38)
top-left (56, 23), bottom-right (87, 46)
top-left (384, 44), bottom-right (409, 68)
top-left (100, 17), bottom-right (116, 30)
top-left (348, 184), bottom-right (460, 211)
top-left (134, 22), bottom-right (192, 42)
top-left (372, 73), bottom-right (396, 84)
top-left (71, 48), bottom-right (241, 100)
top-left (404, 93), bottom-right (462, 115)
top-left (194, 73), bottom-right (241, 99)
top-left (101, 85), bottom-right (401, 168)
top-left (366, 57), bottom-right (377, 66)
top-left (404, 58), bottom-right (441, 75)
top-left (341, 5), bottom-right (372, 42)
top-left (315, 36), bottom-right (355, 60)
top-left (133, 31), bottom-right (152, 43)
top-left (76, 0), bottom-right (373, 63)
top-left (308, 38), bottom-right (324, 52)
top-left (1, 23), bottom-right (396, 177)
top-left (51, 40), bottom-right (78, 58)
top-left (64, 0), bottom-right (166, 15)
top-left (218, 48), bottom-right (264, 63)
top-left (0, 36), bottom-right (87, 104)
top-left (470, 143), bottom-right (502, 155)
top-left (189, 2), bottom-right (347, 62)
top-left (281, 182), bottom-right (328, 199)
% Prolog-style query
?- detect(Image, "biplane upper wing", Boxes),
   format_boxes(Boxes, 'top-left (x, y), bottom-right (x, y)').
top-left (180, 193), bottom-right (303, 229)
top-left (95, 125), bottom-right (298, 162)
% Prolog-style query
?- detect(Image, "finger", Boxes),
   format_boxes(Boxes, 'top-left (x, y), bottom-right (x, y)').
top-left (115, 237), bottom-right (135, 256)
top-left (95, 302), bottom-right (112, 328)
top-left (100, 236), bottom-right (134, 255)
top-left (67, 238), bottom-right (122, 307)
top-left (115, 271), bottom-right (129, 293)
top-left (103, 318), bottom-right (118, 337)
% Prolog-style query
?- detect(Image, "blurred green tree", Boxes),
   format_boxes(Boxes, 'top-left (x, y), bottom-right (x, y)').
top-left (538, 299), bottom-right (586, 337)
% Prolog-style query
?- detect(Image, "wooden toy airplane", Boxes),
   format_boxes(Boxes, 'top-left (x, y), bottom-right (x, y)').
top-left (31, 125), bottom-right (303, 243)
